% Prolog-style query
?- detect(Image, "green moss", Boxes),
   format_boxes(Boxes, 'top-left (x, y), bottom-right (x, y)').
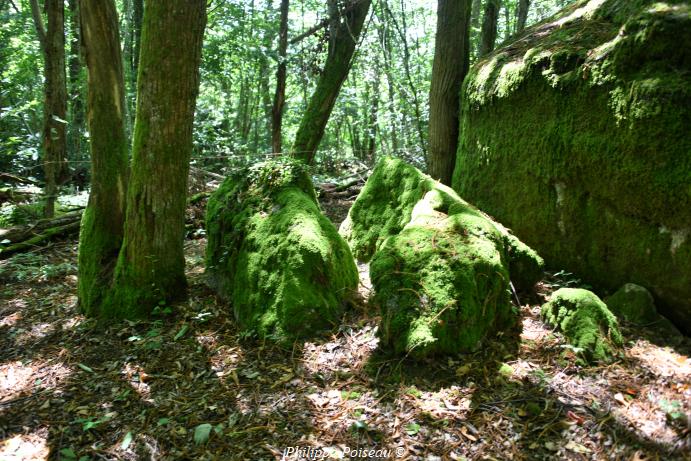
top-left (605, 283), bottom-right (658, 324)
top-left (541, 288), bottom-right (623, 363)
top-left (345, 159), bottom-right (541, 356)
top-left (340, 157), bottom-right (435, 262)
top-left (371, 190), bottom-right (513, 357)
top-left (205, 158), bottom-right (358, 342)
top-left (453, 0), bottom-right (691, 333)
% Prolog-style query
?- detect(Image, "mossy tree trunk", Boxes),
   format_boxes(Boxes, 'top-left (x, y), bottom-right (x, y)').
top-left (271, 0), bottom-right (289, 154)
top-left (426, 0), bottom-right (472, 185)
top-left (291, 0), bottom-right (371, 164)
top-left (67, 0), bottom-right (85, 161)
top-left (516, 0), bottom-right (530, 33)
top-left (30, 0), bottom-right (69, 218)
top-left (102, 0), bottom-right (207, 317)
top-left (77, 0), bottom-right (129, 315)
top-left (479, 0), bottom-right (499, 57)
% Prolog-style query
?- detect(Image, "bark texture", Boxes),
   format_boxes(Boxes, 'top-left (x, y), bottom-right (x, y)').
top-left (516, 0), bottom-right (530, 33)
top-left (479, 0), bottom-right (500, 57)
top-left (271, 0), bottom-right (289, 154)
top-left (31, 0), bottom-right (69, 217)
top-left (292, 0), bottom-right (371, 164)
top-left (103, 0), bottom-right (207, 317)
top-left (77, 0), bottom-right (129, 315)
top-left (426, 0), bottom-right (472, 185)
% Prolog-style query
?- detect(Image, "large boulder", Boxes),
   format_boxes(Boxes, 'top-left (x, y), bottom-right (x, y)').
top-left (452, 0), bottom-right (691, 334)
top-left (341, 158), bottom-right (543, 356)
top-left (205, 159), bottom-right (359, 342)
top-left (542, 288), bottom-right (623, 363)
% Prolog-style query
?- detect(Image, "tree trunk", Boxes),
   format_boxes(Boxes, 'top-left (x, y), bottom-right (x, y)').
top-left (131, 0), bottom-right (143, 87)
top-left (103, 0), bottom-right (207, 317)
top-left (479, 0), bottom-right (499, 57)
top-left (67, 0), bottom-right (84, 162)
top-left (291, 0), bottom-right (371, 164)
top-left (516, 0), bottom-right (530, 33)
top-left (77, 0), bottom-right (129, 315)
top-left (271, 0), bottom-right (289, 154)
top-left (31, 0), bottom-right (68, 218)
top-left (427, 0), bottom-right (472, 185)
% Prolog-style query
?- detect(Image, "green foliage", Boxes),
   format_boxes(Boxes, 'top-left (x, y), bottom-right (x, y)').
top-left (205, 158), bottom-right (359, 342)
top-left (541, 288), bottom-right (623, 363)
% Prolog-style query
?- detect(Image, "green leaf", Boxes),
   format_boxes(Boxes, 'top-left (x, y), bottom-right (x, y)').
top-left (60, 448), bottom-right (77, 460)
top-left (157, 418), bottom-right (170, 426)
top-left (194, 423), bottom-right (212, 444)
top-left (405, 422), bottom-right (421, 435)
top-left (120, 431), bottom-right (133, 450)
top-left (78, 363), bottom-right (94, 373)
top-left (174, 324), bottom-right (189, 341)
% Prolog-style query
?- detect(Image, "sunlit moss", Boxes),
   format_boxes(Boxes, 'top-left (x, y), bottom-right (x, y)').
top-left (541, 288), bottom-right (622, 363)
top-left (206, 158), bottom-right (358, 342)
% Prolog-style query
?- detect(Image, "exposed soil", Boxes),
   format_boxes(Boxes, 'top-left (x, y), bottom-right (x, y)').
top-left (0, 189), bottom-right (689, 461)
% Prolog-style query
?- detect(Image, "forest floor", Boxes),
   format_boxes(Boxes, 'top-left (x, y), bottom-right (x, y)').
top-left (0, 187), bottom-right (690, 461)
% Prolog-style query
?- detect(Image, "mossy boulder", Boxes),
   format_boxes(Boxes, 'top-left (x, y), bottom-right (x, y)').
top-left (452, 0), bottom-right (691, 334)
top-left (605, 283), bottom-right (658, 325)
top-left (341, 157), bottom-right (544, 290)
top-left (342, 157), bottom-right (543, 356)
top-left (542, 288), bottom-right (623, 363)
top-left (205, 158), bottom-right (358, 342)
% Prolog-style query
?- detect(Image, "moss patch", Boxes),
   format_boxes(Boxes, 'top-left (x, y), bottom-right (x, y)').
top-left (453, 0), bottom-right (691, 333)
top-left (542, 288), bottom-right (623, 363)
top-left (205, 158), bottom-right (358, 342)
top-left (346, 158), bottom-right (541, 356)
top-left (605, 283), bottom-right (658, 325)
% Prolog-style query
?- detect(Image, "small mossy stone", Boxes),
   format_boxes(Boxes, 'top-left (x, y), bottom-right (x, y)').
top-left (503, 233), bottom-right (545, 292)
top-left (541, 288), bottom-right (623, 364)
top-left (605, 283), bottom-right (658, 325)
top-left (205, 158), bottom-right (358, 343)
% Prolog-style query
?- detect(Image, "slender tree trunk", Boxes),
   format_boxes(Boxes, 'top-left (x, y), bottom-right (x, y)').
top-left (479, 0), bottom-right (500, 57)
top-left (271, 0), bottom-right (289, 154)
top-left (503, 2), bottom-right (511, 41)
top-left (103, 0), bottom-right (207, 317)
top-left (131, 0), bottom-right (143, 87)
top-left (516, 0), bottom-right (530, 33)
top-left (427, 0), bottom-right (472, 185)
top-left (291, 0), bottom-right (371, 164)
top-left (31, 0), bottom-right (68, 218)
top-left (67, 0), bottom-right (84, 162)
top-left (78, 0), bottom-right (129, 315)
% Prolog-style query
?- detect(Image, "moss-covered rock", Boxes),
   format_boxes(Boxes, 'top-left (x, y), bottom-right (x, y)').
top-left (605, 283), bottom-right (658, 325)
top-left (205, 158), bottom-right (358, 342)
top-left (343, 157), bottom-right (542, 356)
top-left (452, 0), bottom-right (691, 334)
top-left (542, 288), bottom-right (623, 363)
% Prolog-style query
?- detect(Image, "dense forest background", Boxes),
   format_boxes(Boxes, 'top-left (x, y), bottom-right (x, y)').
top-left (1, 0), bottom-right (573, 182)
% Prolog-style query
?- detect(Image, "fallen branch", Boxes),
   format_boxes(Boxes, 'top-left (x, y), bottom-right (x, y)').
top-left (0, 172), bottom-right (40, 186)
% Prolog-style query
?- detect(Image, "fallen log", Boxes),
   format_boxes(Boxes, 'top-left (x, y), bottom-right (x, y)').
top-left (0, 192), bottom-right (214, 258)
top-left (0, 172), bottom-right (40, 186)
top-left (0, 221), bottom-right (81, 258)
top-left (0, 187), bottom-right (37, 204)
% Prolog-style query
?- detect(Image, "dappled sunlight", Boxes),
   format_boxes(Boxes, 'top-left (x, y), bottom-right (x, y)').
top-left (0, 360), bottom-right (72, 403)
top-left (0, 431), bottom-right (49, 461)
top-left (121, 362), bottom-right (153, 402)
top-left (628, 339), bottom-right (691, 379)
top-left (554, 0), bottom-right (607, 26)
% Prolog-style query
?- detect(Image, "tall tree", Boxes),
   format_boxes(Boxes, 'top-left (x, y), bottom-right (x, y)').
top-left (426, 0), bottom-right (472, 185)
top-left (102, 0), bottom-right (207, 317)
top-left (292, 0), bottom-right (371, 164)
top-left (30, 0), bottom-right (68, 217)
top-left (78, 0), bottom-right (129, 314)
top-left (271, 0), bottom-right (289, 154)
top-left (67, 0), bottom-right (84, 161)
top-left (479, 0), bottom-right (500, 57)
top-left (516, 0), bottom-right (530, 33)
